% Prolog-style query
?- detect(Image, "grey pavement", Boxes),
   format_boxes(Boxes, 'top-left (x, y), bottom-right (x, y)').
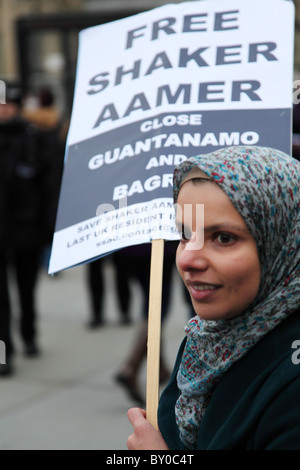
top-left (0, 260), bottom-right (188, 450)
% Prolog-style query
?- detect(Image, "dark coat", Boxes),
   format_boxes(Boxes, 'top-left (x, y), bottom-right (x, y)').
top-left (0, 116), bottom-right (59, 252)
top-left (158, 309), bottom-right (300, 450)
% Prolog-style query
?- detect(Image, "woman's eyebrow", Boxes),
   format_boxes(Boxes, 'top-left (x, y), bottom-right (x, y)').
top-left (203, 223), bottom-right (249, 234)
top-left (175, 220), bottom-right (249, 234)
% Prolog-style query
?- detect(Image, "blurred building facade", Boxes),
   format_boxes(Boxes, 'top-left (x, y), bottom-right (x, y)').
top-left (0, 0), bottom-right (299, 115)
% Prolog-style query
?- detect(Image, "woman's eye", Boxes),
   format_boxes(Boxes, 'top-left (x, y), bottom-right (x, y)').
top-left (215, 233), bottom-right (236, 244)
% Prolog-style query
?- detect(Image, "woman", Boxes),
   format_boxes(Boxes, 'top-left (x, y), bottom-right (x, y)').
top-left (127, 145), bottom-right (300, 450)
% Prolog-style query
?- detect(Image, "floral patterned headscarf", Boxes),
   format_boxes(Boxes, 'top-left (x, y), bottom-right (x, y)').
top-left (173, 146), bottom-right (300, 449)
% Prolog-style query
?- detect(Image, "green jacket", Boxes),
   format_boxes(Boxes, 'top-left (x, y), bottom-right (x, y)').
top-left (158, 310), bottom-right (300, 450)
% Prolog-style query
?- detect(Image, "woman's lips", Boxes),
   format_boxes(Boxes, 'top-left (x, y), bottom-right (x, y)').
top-left (186, 280), bottom-right (222, 301)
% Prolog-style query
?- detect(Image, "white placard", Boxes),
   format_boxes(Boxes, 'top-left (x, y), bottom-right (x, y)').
top-left (49, 0), bottom-right (294, 274)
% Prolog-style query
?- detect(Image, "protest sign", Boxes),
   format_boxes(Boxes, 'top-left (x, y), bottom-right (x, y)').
top-left (49, 0), bottom-right (294, 275)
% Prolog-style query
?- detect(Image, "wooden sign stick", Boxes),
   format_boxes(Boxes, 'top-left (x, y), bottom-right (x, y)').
top-left (146, 238), bottom-right (165, 431)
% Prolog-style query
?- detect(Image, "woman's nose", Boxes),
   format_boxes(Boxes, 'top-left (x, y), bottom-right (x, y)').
top-left (176, 243), bottom-right (209, 273)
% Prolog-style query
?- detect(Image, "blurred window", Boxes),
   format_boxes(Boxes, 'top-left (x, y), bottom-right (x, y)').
top-left (16, 11), bottom-right (143, 116)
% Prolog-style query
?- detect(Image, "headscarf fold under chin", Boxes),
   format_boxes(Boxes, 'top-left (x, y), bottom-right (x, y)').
top-left (173, 146), bottom-right (300, 449)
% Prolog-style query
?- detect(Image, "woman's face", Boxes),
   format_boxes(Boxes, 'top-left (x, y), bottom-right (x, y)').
top-left (176, 180), bottom-right (261, 321)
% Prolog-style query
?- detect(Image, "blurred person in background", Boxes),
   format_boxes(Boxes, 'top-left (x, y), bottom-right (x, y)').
top-left (86, 255), bottom-right (132, 329)
top-left (23, 87), bottom-right (61, 132)
top-left (0, 82), bottom-right (58, 377)
top-left (23, 86), bottom-right (66, 270)
top-left (86, 258), bottom-right (105, 328)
